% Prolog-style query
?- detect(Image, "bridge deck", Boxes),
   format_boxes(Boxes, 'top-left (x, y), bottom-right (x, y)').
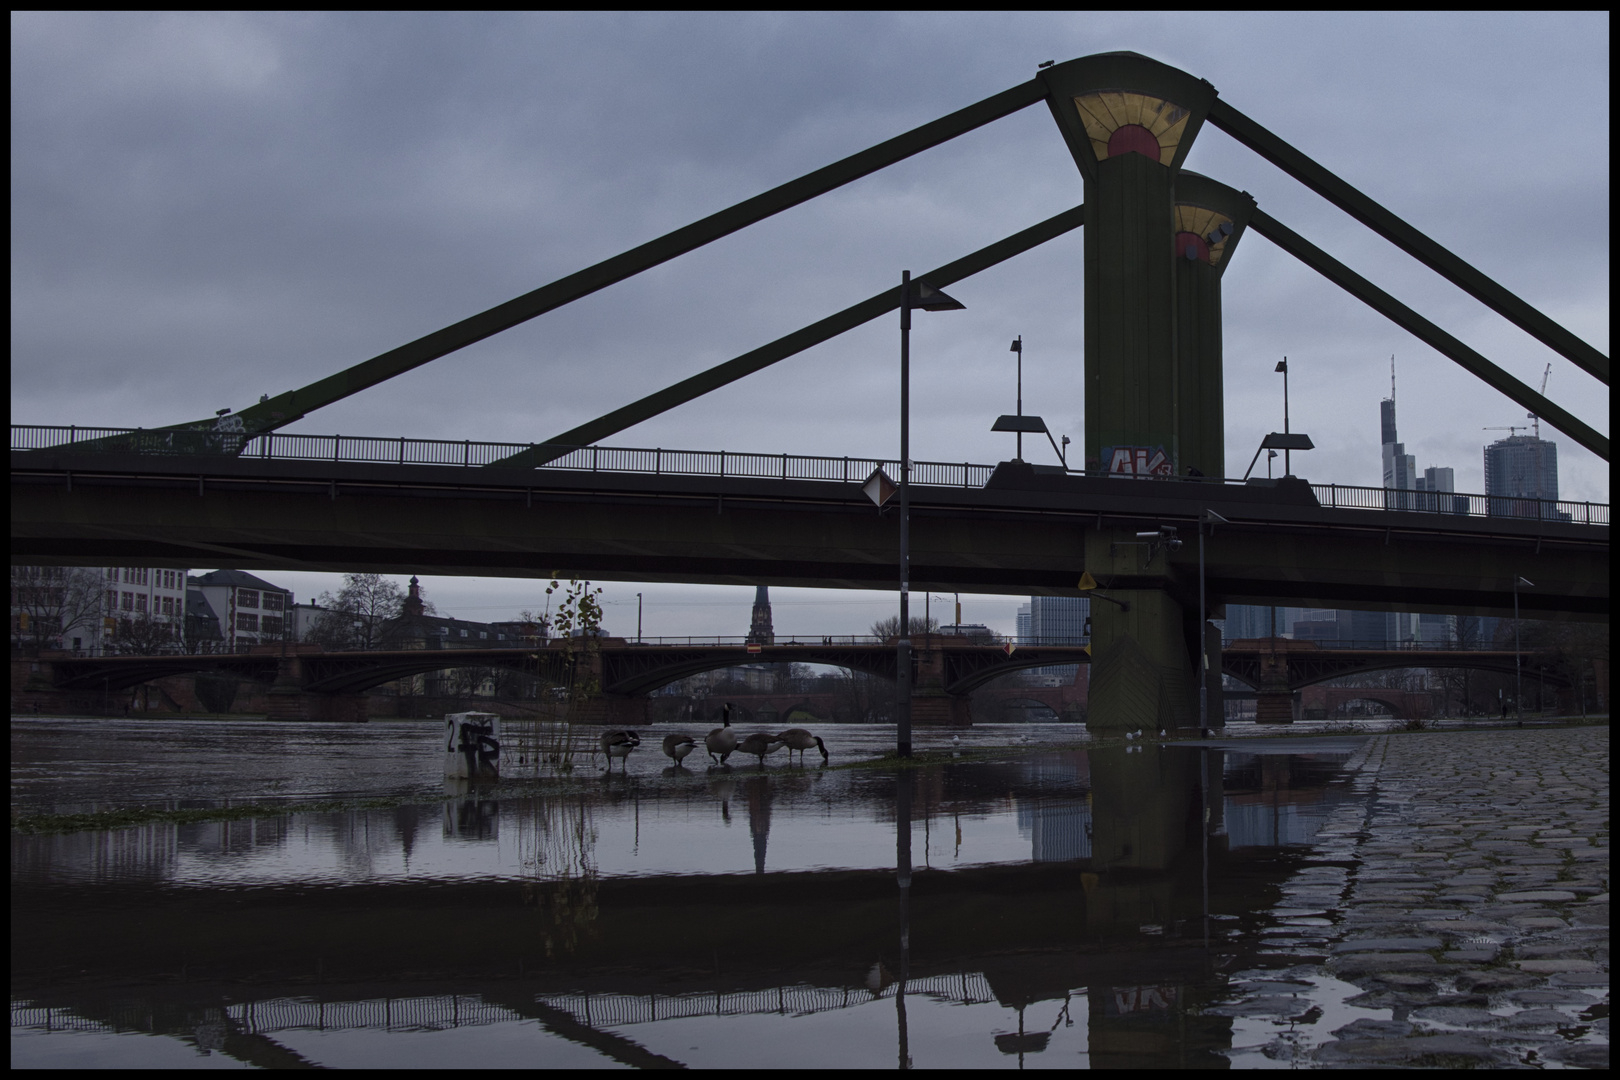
top-left (12, 436), bottom-right (1608, 619)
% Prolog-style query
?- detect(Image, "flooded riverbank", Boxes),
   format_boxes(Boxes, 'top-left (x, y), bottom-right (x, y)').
top-left (22, 719), bottom-right (1599, 1068)
top-left (11, 716), bottom-right (1372, 1067)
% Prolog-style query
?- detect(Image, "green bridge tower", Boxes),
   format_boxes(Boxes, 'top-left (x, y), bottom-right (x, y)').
top-left (1039, 54), bottom-right (1254, 732)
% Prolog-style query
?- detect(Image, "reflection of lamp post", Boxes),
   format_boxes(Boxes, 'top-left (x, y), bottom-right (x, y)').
top-left (895, 769), bottom-right (913, 1069)
top-left (1513, 576), bottom-right (1533, 718)
top-left (897, 271), bottom-right (964, 759)
top-left (1199, 510), bottom-right (1230, 733)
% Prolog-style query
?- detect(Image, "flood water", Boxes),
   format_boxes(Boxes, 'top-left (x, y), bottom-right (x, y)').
top-left (12, 718), bottom-right (1370, 1069)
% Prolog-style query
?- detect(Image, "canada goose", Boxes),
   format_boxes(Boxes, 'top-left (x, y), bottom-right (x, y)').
top-left (706, 702), bottom-right (738, 765)
top-left (777, 728), bottom-right (828, 765)
top-left (599, 729), bottom-right (640, 773)
top-left (737, 731), bottom-right (785, 767)
top-left (662, 732), bottom-right (697, 765)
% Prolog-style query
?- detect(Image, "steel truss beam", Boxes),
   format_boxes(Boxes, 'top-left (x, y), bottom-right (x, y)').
top-left (140, 79), bottom-right (1049, 443)
top-left (1209, 99), bottom-right (1610, 386)
top-left (493, 205), bottom-right (1086, 467)
top-left (1250, 209), bottom-right (1609, 462)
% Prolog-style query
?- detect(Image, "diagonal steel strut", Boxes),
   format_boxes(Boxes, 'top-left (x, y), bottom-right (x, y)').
top-left (131, 78), bottom-right (1050, 446)
top-left (1209, 98), bottom-right (1609, 386)
top-left (1250, 208), bottom-right (1609, 462)
top-left (487, 205), bottom-right (1086, 468)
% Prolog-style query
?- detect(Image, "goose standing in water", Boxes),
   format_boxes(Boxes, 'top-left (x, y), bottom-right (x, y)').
top-left (599, 729), bottom-right (640, 773)
top-left (662, 732), bottom-right (697, 766)
top-left (777, 728), bottom-right (828, 765)
top-left (705, 702), bottom-right (739, 766)
top-left (738, 731), bottom-right (785, 767)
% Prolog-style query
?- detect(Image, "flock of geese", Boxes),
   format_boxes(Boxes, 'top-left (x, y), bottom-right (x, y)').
top-left (598, 703), bottom-right (829, 774)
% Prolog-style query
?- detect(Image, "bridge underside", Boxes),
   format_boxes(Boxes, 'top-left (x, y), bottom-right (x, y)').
top-left (11, 451), bottom-right (1608, 620)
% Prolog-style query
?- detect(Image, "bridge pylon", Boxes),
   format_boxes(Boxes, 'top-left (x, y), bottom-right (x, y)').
top-left (1044, 54), bottom-right (1250, 733)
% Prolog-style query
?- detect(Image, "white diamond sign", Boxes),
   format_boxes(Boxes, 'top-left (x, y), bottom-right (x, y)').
top-left (862, 467), bottom-right (897, 507)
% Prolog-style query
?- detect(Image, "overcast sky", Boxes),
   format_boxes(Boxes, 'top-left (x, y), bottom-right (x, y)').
top-left (11, 12), bottom-right (1609, 638)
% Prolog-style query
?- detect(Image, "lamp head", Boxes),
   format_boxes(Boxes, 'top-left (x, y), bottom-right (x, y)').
top-left (1275, 359), bottom-right (1288, 373)
top-left (912, 280), bottom-right (964, 312)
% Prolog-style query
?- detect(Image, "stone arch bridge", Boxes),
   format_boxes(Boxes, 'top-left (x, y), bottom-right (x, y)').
top-left (24, 635), bottom-right (1548, 726)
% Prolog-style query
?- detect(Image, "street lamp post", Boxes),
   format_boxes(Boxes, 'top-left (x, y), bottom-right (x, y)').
top-left (897, 270), bottom-right (963, 758)
top-left (1513, 576), bottom-right (1533, 718)
top-left (636, 592), bottom-right (643, 643)
top-left (1009, 336), bottom-right (1023, 461)
top-left (1275, 358), bottom-right (1291, 475)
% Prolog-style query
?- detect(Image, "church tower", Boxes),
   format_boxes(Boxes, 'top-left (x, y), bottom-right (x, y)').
top-left (747, 585), bottom-right (774, 645)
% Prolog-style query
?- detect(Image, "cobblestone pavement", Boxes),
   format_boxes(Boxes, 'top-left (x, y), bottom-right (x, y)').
top-left (1214, 725), bottom-right (1609, 1069)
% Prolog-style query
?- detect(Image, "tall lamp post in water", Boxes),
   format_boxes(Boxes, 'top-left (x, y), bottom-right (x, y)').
top-left (896, 270), bottom-right (964, 758)
top-left (1513, 576), bottom-right (1533, 718)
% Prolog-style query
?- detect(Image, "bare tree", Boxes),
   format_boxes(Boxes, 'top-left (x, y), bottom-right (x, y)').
top-left (514, 609), bottom-right (550, 644)
top-left (834, 668), bottom-right (891, 723)
top-left (11, 565), bottom-right (105, 654)
top-left (304, 573), bottom-right (407, 650)
top-left (870, 614), bottom-right (940, 641)
top-left (107, 609), bottom-right (180, 655)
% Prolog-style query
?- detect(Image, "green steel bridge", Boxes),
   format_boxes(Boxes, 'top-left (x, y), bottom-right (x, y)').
top-left (11, 51), bottom-right (1607, 729)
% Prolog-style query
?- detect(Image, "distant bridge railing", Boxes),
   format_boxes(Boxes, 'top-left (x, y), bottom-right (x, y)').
top-left (13, 425), bottom-right (1606, 525)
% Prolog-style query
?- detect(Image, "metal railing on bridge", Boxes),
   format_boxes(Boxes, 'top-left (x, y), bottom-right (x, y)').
top-left (14, 425), bottom-right (1607, 526)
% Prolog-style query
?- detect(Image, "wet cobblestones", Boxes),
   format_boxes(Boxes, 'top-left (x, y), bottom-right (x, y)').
top-left (1215, 725), bottom-right (1609, 1069)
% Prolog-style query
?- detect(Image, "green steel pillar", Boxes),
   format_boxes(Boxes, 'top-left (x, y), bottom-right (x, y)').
top-left (1172, 172), bottom-right (1255, 481)
top-left (1041, 53), bottom-right (1217, 732)
top-left (1040, 52), bottom-right (1217, 477)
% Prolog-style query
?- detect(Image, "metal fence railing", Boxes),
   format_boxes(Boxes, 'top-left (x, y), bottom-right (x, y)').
top-left (13, 425), bottom-right (1605, 525)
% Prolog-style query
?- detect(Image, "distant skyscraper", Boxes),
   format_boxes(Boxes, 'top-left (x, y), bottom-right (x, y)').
top-left (1484, 434), bottom-right (1560, 519)
top-left (1414, 465), bottom-right (1468, 515)
top-left (1221, 604), bottom-right (1307, 644)
top-left (1024, 596), bottom-right (1088, 677)
top-left (1028, 596), bottom-right (1089, 644)
top-left (1016, 603), bottom-right (1032, 645)
top-left (747, 586), bottom-right (774, 644)
top-left (1380, 361), bottom-right (1417, 508)
top-left (1336, 608), bottom-right (1394, 648)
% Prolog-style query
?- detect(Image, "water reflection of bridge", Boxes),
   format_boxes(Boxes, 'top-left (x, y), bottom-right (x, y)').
top-left (12, 974), bottom-right (1002, 1041)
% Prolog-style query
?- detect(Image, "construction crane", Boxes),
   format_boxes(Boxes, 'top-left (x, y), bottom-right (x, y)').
top-left (1484, 426), bottom-right (1531, 437)
top-left (1527, 363), bottom-right (1552, 438)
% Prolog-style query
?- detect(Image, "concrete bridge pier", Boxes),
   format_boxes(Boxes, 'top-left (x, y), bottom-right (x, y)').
top-left (1084, 529), bottom-right (1199, 733)
top-left (1254, 641), bottom-right (1297, 725)
top-left (911, 640), bottom-right (974, 727)
top-left (263, 647), bottom-right (370, 722)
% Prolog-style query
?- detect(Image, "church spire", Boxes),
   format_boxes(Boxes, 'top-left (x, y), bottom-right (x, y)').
top-left (402, 575), bottom-right (425, 617)
top-left (747, 586), bottom-right (774, 645)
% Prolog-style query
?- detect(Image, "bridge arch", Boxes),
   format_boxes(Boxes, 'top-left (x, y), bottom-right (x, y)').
top-left (1220, 650), bottom-right (1565, 692)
